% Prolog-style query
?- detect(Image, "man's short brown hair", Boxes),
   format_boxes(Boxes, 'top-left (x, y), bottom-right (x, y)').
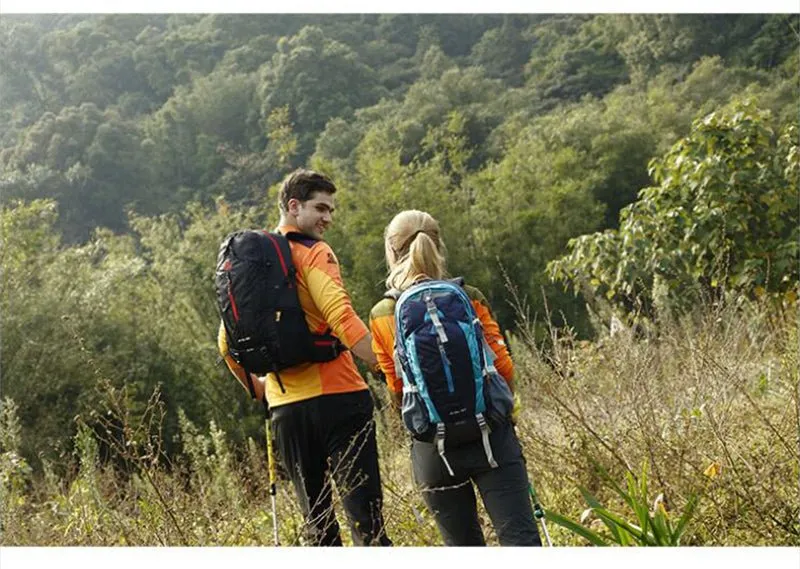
top-left (278, 168), bottom-right (337, 213)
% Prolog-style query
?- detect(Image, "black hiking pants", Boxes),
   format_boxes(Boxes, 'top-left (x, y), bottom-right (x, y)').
top-left (411, 421), bottom-right (542, 546)
top-left (270, 389), bottom-right (392, 546)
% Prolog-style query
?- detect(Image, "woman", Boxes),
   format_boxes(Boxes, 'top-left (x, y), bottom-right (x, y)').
top-left (369, 210), bottom-right (541, 546)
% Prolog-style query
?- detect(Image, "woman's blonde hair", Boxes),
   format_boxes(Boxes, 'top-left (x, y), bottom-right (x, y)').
top-left (384, 210), bottom-right (447, 291)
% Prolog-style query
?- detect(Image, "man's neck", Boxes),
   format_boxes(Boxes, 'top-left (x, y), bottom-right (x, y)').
top-left (279, 215), bottom-right (297, 228)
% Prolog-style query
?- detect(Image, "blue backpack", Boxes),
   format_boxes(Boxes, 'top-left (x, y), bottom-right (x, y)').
top-left (391, 278), bottom-right (514, 475)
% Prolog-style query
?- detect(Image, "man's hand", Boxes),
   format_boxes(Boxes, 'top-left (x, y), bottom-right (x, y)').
top-left (250, 374), bottom-right (267, 403)
top-left (350, 333), bottom-right (378, 368)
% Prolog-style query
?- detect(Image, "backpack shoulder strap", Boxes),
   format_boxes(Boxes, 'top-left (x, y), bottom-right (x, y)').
top-left (284, 231), bottom-right (320, 249)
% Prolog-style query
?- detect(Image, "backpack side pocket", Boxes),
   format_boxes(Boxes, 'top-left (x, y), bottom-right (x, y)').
top-left (401, 386), bottom-right (433, 441)
top-left (485, 371), bottom-right (514, 426)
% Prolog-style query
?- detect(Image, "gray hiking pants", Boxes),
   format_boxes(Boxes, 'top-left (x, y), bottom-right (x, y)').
top-left (411, 421), bottom-right (542, 546)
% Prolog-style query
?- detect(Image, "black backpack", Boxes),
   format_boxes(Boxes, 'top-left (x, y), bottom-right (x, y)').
top-left (215, 230), bottom-right (344, 396)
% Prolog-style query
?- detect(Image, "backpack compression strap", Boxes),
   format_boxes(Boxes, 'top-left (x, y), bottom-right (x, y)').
top-left (476, 413), bottom-right (498, 468)
top-left (435, 423), bottom-right (455, 477)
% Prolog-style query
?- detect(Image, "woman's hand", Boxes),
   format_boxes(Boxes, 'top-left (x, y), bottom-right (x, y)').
top-left (511, 392), bottom-right (522, 423)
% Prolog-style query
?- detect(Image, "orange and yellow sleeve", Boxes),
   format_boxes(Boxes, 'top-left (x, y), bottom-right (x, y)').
top-left (369, 301), bottom-right (402, 394)
top-left (304, 242), bottom-right (369, 349)
top-left (465, 285), bottom-right (514, 384)
top-left (471, 300), bottom-right (514, 383)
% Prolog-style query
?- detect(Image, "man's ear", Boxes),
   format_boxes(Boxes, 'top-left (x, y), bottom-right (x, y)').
top-left (287, 198), bottom-right (300, 216)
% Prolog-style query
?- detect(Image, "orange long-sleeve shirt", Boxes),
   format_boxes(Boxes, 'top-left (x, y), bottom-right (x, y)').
top-left (368, 283), bottom-right (514, 394)
top-left (218, 224), bottom-right (369, 407)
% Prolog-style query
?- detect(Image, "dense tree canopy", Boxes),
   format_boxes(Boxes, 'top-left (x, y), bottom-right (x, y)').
top-left (1, 13), bottom-right (797, 468)
top-left (549, 101), bottom-right (799, 316)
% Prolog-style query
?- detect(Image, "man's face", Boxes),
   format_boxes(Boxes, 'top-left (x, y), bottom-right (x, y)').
top-left (289, 191), bottom-right (335, 240)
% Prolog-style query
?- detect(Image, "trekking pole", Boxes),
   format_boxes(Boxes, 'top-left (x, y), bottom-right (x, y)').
top-left (242, 369), bottom-right (280, 545)
top-left (264, 400), bottom-right (279, 546)
top-left (528, 476), bottom-right (553, 546)
top-left (502, 330), bottom-right (553, 546)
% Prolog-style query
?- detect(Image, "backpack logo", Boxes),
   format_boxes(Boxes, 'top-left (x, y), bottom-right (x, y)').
top-left (393, 279), bottom-right (514, 475)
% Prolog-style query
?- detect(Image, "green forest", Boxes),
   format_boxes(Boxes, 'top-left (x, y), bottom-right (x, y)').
top-left (1, 14), bottom-right (798, 546)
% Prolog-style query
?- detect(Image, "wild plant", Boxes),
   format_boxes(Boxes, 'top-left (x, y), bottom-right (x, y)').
top-left (546, 460), bottom-right (703, 545)
top-left (0, 397), bottom-right (32, 543)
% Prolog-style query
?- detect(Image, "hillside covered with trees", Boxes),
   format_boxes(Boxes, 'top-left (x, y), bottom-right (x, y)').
top-left (1, 14), bottom-right (797, 546)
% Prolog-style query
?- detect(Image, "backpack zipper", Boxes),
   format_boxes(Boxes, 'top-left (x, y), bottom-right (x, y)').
top-left (438, 342), bottom-right (455, 393)
top-left (227, 277), bottom-right (240, 322)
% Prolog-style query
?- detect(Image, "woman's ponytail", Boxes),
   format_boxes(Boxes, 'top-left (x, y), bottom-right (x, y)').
top-left (384, 210), bottom-right (447, 291)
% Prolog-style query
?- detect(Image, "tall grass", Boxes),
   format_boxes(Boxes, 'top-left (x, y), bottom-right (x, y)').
top-left (0, 300), bottom-right (796, 545)
top-left (512, 298), bottom-right (798, 546)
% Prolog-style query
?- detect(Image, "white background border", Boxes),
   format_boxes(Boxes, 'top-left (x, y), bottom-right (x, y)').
top-left (1, 0), bottom-right (799, 13)
top-left (0, 4), bottom-right (798, 568)
top-left (2, 546), bottom-right (800, 569)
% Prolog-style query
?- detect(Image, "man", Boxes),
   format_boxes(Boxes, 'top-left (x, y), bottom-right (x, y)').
top-left (218, 168), bottom-right (392, 546)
